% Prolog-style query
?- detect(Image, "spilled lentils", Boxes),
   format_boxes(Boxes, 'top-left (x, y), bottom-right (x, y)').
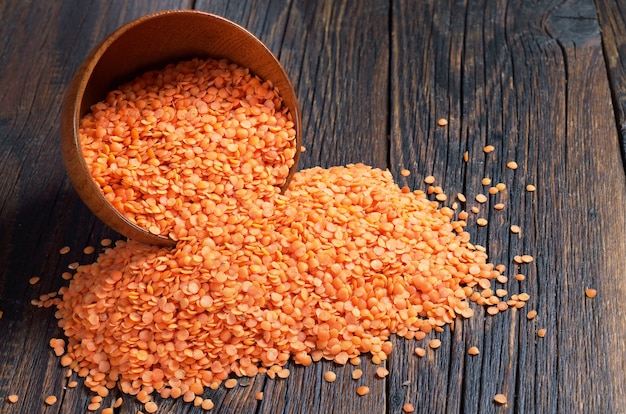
top-left (36, 56), bottom-right (537, 412)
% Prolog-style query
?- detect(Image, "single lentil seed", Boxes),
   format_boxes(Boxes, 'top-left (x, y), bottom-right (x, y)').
top-left (437, 118), bottom-right (448, 126)
top-left (496, 183), bottom-right (506, 191)
top-left (527, 310), bottom-right (537, 320)
top-left (477, 218), bottom-right (488, 227)
top-left (376, 367), bottom-right (389, 378)
top-left (463, 151), bottom-right (469, 162)
top-left (506, 161), bottom-right (518, 170)
top-left (526, 184), bottom-right (536, 192)
top-left (7, 395), bottom-right (18, 403)
top-left (481, 177), bottom-right (492, 186)
top-left (201, 398), bottom-right (215, 410)
top-left (424, 175), bottom-right (436, 184)
top-left (83, 246), bottom-right (96, 255)
top-left (510, 225), bottom-right (521, 234)
top-left (403, 403), bottom-right (415, 413)
top-left (429, 339), bottom-right (442, 349)
top-left (45, 395), bottom-right (57, 406)
top-left (488, 187), bottom-right (499, 195)
top-left (494, 394), bottom-right (507, 404)
top-left (59, 246), bottom-right (70, 254)
top-left (537, 328), bottom-right (547, 338)
top-left (400, 169), bottom-right (411, 177)
top-left (483, 145), bottom-right (495, 153)
top-left (475, 194), bottom-right (487, 203)
top-left (29, 276), bottom-right (40, 285)
top-left (415, 347), bottom-right (426, 357)
top-left (324, 371), bottom-right (337, 382)
top-left (356, 386), bottom-right (370, 396)
top-left (467, 346), bottom-right (480, 355)
top-left (255, 392), bottom-right (263, 400)
top-left (585, 288), bottom-right (597, 298)
top-left (352, 369), bottom-right (363, 380)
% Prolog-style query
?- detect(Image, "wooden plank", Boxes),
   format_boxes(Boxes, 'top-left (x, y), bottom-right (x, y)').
top-left (189, 2), bottom-right (390, 413)
top-left (0, 2), bottom-right (190, 414)
top-left (390, 1), bottom-right (626, 413)
top-left (595, 0), bottom-right (626, 165)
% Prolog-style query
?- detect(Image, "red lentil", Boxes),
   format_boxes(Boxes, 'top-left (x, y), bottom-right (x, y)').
top-left (467, 346), bottom-right (479, 355)
top-left (356, 386), bottom-right (370, 396)
top-left (463, 151), bottom-right (469, 162)
top-left (102, 409), bottom-right (114, 414)
top-left (59, 246), bottom-right (70, 254)
top-left (527, 310), bottom-right (537, 320)
top-left (429, 339), bottom-right (442, 349)
top-left (255, 391), bottom-right (263, 400)
top-left (526, 184), bottom-right (536, 192)
top-left (352, 369), bottom-right (363, 380)
top-left (488, 187), bottom-right (499, 195)
top-left (585, 288), bottom-right (597, 298)
top-left (400, 169), bottom-right (411, 177)
top-left (537, 328), bottom-right (547, 338)
top-left (483, 145), bottom-right (495, 153)
top-left (481, 177), bottom-right (491, 186)
top-left (45, 395), bottom-right (57, 406)
top-left (506, 161), bottom-right (518, 170)
top-left (29, 276), bottom-right (40, 285)
top-left (376, 367), bottom-right (389, 378)
top-left (324, 371), bottom-right (337, 382)
top-left (83, 246), bottom-right (96, 255)
top-left (494, 393), bottom-right (507, 404)
top-left (414, 347), bottom-right (426, 357)
top-left (424, 175), bottom-right (436, 184)
top-left (437, 118), bottom-right (448, 126)
top-left (475, 194), bottom-right (488, 203)
top-left (403, 402), bottom-right (415, 412)
top-left (7, 394), bottom-right (18, 403)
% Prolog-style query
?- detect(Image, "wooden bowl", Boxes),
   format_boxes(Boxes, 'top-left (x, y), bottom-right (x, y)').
top-left (61, 10), bottom-right (301, 246)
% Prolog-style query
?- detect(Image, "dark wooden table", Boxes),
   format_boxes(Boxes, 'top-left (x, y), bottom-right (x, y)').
top-left (1, 1), bottom-right (625, 413)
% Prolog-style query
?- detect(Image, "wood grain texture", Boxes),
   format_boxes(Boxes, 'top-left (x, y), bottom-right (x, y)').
top-left (390, 1), bottom-right (626, 413)
top-left (0, 0), bottom-right (625, 413)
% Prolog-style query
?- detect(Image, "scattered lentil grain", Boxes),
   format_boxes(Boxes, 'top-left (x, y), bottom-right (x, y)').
top-left (324, 371), bottom-right (337, 382)
top-left (429, 339), bottom-right (442, 349)
top-left (59, 246), bottom-right (70, 255)
top-left (403, 403), bottom-right (415, 413)
top-left (475, 194), bottom-right (488, 204)
top-left (437, 118), bottom-right (448, 126)
top-left (467, 346), bottom-right (480, 355)
top-left (400, 169), bottom-right (411, 177)
top-left (506, 161), bottom-right (518, 170)
top-left (45, 395), bottom-right (57, 406)
top-left (483, 145), bottom-right (495, 153)
top-left (356, 386), bottom-right (370, 396)
top-left (7, 395), bottom-right (18, 403)
top-left (414, 347), bottom-right (426, 357)
top-left (537, 328), bottom-right (547, 338)
top-left (424, 175), bottom-right (436, 184)
top-left (376, 367), bottom-right (389, 378)
top-left (494, 394), bottom-right (507, 404)
top-left (527, 310), bottom-right (537, 320)
top-left (585, 288), bottom-right (597, 298)
top-left (352, 369), bottom-right (363, 380)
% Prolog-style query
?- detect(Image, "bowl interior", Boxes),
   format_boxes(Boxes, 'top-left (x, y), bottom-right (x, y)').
top-left (61, 10), bottom-right (301, 245)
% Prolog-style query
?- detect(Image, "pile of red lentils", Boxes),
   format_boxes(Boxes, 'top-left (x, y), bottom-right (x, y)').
top-left (25, 58), bottom-right (545, 412)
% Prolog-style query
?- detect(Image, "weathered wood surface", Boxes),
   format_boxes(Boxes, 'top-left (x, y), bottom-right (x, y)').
top-left (0, 0), bottom-right (624, 413)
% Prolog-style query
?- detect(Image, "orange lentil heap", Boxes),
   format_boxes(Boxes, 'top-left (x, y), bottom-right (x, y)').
top-left (79, 57), bottom-right (297, 238)
top-left (50, 58), bottom-right (516, 411)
